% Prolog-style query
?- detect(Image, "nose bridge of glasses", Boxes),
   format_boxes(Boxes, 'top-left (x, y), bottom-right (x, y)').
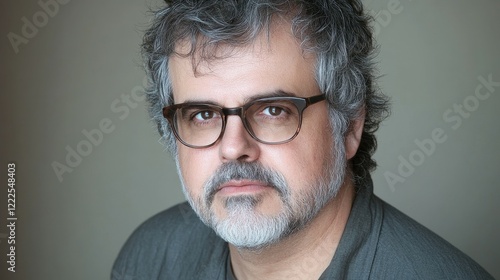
top-left (221, 106), bottom-right (257, 139)
top-left (222, 107), bottom-right (245, 119)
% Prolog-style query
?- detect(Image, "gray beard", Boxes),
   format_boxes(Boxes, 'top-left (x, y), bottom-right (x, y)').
top-left (177, 152), bottom-right (345, 250)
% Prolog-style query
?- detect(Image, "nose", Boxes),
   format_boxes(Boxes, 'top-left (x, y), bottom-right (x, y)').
top-left (218, 115), bottom-right (260, 162)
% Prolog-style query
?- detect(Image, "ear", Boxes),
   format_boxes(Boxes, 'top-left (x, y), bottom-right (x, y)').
top-left (345, 108), bottom-right (365, 160)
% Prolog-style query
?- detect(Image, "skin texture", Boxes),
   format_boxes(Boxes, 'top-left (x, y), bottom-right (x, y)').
top-left (169, 21), bottom-right (364, 280)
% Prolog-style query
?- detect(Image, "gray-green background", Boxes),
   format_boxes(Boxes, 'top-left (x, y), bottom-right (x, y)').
top-left (1, 0), bottom-right (499, 279)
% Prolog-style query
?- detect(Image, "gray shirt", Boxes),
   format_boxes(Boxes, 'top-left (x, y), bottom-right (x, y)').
top-left (112, 179), bottom-right (493, 279)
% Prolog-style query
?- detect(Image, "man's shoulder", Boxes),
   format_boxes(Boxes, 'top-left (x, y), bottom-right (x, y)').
top-left (118, 202), bottom-right (208, 244)
top-left (372, 197), bottom-right (493, 279)
top-left (112, 202), bottom-right (228, 280)
top-left (134, 201), bottom-right (204, 234)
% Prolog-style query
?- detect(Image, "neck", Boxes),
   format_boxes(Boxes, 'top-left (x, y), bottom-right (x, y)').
top-left (229, 179), bottom-right (355, 280)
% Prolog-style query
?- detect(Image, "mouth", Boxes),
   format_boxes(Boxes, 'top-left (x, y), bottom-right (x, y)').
top-left (216, 180), bottom-right (272, 196)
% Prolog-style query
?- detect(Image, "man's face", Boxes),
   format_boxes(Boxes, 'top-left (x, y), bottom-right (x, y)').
top-left (169, 24), bottom-right (346, 248)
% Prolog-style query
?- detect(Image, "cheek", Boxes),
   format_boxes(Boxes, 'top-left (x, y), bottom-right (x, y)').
top-left (266, 137), bottom-right (333, 190)
top-left (178, 147), bottom-right (219, 196)
top-left (281, 117), bottom-right (334, 185)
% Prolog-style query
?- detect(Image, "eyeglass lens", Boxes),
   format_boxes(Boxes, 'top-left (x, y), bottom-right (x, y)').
top-left (173, 98), bottom-right (303, 147)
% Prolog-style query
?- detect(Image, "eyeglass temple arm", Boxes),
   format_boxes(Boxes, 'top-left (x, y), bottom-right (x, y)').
top-left (306, 94), bottom-right (326, 105)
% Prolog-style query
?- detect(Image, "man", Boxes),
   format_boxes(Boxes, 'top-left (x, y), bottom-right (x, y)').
top-left (113, 0), bottom-right (493, 279)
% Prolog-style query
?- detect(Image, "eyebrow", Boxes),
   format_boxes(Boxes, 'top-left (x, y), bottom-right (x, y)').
top-left (179, 90), bottom-right (298, 107)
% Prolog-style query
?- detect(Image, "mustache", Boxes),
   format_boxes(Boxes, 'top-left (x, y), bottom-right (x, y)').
top-left (203, 162), bottom-right (289, 205)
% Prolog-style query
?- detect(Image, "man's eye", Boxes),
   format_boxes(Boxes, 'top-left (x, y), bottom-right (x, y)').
top-left (193, 110), bottom-right (218, 121)
top-left (262, 106), bottom-right (286, 117)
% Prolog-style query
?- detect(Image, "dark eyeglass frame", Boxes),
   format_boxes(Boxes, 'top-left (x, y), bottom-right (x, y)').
top-left (162, 94), bottom-right (326, 148)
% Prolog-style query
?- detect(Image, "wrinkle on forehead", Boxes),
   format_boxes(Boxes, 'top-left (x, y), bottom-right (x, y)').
top-left (170, 18), bottom-right (313, 77)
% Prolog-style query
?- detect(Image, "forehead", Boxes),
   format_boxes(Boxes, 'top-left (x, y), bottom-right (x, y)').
top-left (168, 22), bottom-right (318, 104)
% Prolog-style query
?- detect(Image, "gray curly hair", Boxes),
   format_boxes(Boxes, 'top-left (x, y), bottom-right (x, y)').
top-left (142, 0), bottom-right (390, 186)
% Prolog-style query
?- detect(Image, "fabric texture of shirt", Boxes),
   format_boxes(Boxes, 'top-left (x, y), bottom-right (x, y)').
top-left (112, 178), bottom-right (493, 279)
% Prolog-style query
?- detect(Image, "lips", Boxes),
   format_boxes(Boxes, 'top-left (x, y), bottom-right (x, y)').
top-left (217, 180), bottom-right (271, 195)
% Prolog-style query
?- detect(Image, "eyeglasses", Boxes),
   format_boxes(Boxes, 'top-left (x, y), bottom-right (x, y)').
top-left (162, 94), bottom-right (326, 148)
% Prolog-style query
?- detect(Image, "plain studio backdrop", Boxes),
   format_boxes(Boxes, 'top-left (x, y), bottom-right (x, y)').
top-left (1, 0), bottom-right (499, 279)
